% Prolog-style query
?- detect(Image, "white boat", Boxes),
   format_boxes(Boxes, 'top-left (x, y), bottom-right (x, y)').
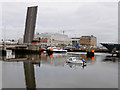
top-left (66, 57), bottom-right (85, 64)
top-left (47, 47), bottom-right (67, 53)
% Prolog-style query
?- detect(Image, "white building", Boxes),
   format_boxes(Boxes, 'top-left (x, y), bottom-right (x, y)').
top-left (34, 33), bottom-right (72, 46)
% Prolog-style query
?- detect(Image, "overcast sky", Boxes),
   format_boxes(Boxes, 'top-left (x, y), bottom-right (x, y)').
top-left (0, 1), bottom-right (118, 45)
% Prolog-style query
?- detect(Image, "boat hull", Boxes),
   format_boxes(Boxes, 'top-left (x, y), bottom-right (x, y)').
top-left (66, 60), bottom-right (83, 64)
top-left (53, 51), bottom-right (67, 53)
top-left (100, 43), bottom-right (120, 52)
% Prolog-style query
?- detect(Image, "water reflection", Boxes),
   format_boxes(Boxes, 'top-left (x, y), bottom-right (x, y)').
top-left (103, 55), bottom-right (120, 62)
top-left (41, 53), bottom-right (68, 67)
top-left (82, 63), bottom-right (87, 69)
top-left (23, 54), bottom-right (41, 89)
top-left (24, 61), bottom-right (36, 89)
top-left (2, 50), bottom-right (41, 89)
top-left (67, 53), bottom-right (96, 65)
top-left (66, 63), bottom-right (87, 69)
top-left (2, 51), bottom-right (118, 88)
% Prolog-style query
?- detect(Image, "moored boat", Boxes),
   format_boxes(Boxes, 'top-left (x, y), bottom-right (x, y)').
top-left (66, 57), bottom-right (86, 64)
top-left (47, 47), bottom-right (67, 53)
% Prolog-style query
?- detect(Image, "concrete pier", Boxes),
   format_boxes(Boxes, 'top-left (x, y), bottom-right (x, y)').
top-left (0, 44), bottom-right (41, 55)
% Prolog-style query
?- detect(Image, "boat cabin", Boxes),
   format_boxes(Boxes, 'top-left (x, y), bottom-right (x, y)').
top-left (68, 57), bottom-right (76, 61)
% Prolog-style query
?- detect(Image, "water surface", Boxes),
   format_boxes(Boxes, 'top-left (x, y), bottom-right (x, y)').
top-left (1, 52), bottom-right (118, 88)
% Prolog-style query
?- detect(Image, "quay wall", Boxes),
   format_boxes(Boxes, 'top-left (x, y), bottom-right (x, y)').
top-left (0, 44), bottom-right (41, 55)
top-left (66, 48), bottom-right (110, 53)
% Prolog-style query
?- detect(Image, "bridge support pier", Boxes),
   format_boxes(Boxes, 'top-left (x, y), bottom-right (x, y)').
top-left (2, 43), bottom-right (6, 51)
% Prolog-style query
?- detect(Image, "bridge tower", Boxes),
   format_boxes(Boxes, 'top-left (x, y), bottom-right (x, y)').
top-left (23, 6), bottom-right (38, 44)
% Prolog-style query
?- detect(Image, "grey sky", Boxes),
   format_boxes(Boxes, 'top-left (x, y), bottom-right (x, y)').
top-left (1, 1), bottom-right (118, 45)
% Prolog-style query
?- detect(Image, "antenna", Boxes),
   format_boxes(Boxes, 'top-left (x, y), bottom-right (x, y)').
top-left (63, 30), bottom-right (64, 34)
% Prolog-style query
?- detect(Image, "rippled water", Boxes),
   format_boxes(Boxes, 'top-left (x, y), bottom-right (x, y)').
top-left (1, 52), bottom-right (119, 88)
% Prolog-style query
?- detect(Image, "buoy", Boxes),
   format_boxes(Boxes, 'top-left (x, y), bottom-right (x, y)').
top-left (50, 48), bottom-right (53, 51)
top-left (92, 50), bottom-right (95, 53)
top-left (41, 48), bottom-right (44, 50)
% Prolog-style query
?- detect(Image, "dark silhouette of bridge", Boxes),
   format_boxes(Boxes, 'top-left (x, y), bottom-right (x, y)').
top-left (23, 6), bottom-right (38, 89)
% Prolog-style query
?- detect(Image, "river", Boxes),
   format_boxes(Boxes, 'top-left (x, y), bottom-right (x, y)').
top-left (1, 51), bottom-right (119, 88)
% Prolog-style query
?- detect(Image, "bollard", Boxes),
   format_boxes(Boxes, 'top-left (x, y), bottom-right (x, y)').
top-left (87, 50), bottom-right (94, 57)
top-left (47, 49), bottom-right (53, 55)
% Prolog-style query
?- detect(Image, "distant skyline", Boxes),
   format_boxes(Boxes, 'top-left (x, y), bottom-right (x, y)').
top-left (1, 1), bottom-right (118, 46)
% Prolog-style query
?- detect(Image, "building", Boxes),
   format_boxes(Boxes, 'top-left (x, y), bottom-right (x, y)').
top-left (34, 33), bottom-right (72, 46)
top-left (31, 38), bottom-right (48, 47)
top-left (80, 35), bottom-right (97, 46)
top-left (71, 38), bottom-right (80, 48)
top-left (31, 38), bottom-right (40, 45)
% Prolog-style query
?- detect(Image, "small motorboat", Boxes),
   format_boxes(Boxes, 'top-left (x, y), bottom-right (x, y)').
top-left (66, 57), bottom-right (86, 64)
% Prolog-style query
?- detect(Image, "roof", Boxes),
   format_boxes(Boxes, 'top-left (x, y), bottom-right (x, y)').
top-left (81, 35), bottom-right (96, 38)
top-left (101, 42), bottom-right (120, 45)
top-left (71, 37), bottom-right (80, 39)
